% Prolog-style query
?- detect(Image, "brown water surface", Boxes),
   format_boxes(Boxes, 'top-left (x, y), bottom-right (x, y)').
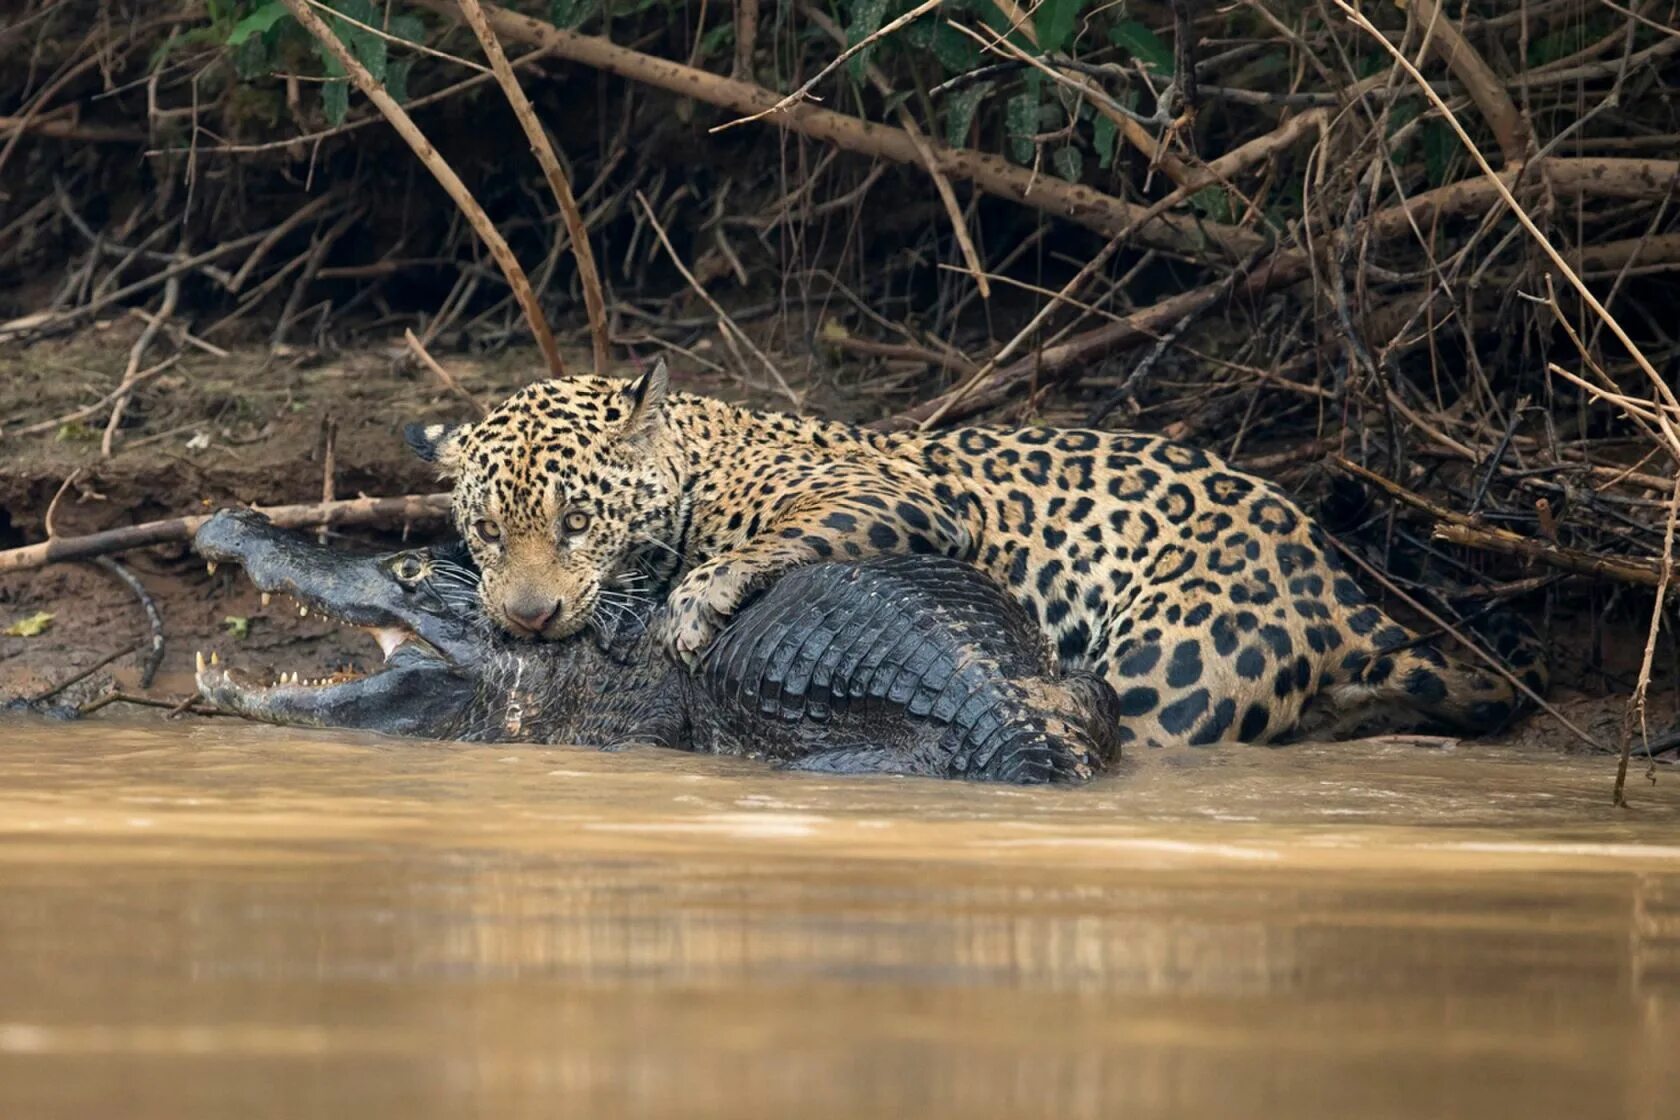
top-left (2, 721), bottom-right (1678, 1118)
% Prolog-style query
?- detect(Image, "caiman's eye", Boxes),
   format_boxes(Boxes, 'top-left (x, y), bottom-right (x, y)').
top-left (560, 509), bottom-right (591, 535)
top-left (393, 554), bottom-right (425, 583)
top-left (473, 518), bottom-right (502, 544)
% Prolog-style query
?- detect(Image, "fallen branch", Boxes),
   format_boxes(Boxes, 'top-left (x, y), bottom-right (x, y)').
top-left (277, 0), bottom-right (565, 378)
top-left (405, 328), bottom-right (488, 416)
top-left (409, 0), bottom-right (1263, 260)
top-left (1336, 1), bottom-right (1679, 449)
top-left (0, 494), bottom-right (451, 574)
top-left (456, 0), bottom-right (611, 374)
top-left (1407, 0), bottom-right (1527, 163)
top-left (883, 246), bottom-right (1296, 428)
top-left (1335, 454), bottom-right (1676, 572)
top-left (1432, 522), bottom-right (1663, 588)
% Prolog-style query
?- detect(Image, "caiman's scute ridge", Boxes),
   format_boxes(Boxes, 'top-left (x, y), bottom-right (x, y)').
top-left (191, 510), bottom-right (1121, 784)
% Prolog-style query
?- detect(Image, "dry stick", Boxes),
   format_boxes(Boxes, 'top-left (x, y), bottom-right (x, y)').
top-left (1618, 478), bottom-right (1680, 805)
top-left (404, 328), bottom-right (488, 417)
top-left (0, 115), bottom-right (147, 143)
top-left (272, 207), bottom-right (359, 352)
top-left (456, 0), bottom-right (611, 374)
top-left (102, 270), bottom-right (180, 456)
top-left (408, 0), bottom-right (1262, 259)
top-left (128, 307), bottom-right (228, 357)
top-left (733, 0), bottom-right (759, 79)
top-left (0, 494), bottom-right (452, 574)
top-left (0, 38), bottom-right (111, 177)
top-left (1335, 1), bottom-right (1679, 440)
top-left (29, 643), bottom-right (145, 705)
top-left (1333, 456), bottom-right (1666, 586)
top-left (1430, 523), bottom-right (1664, 588)
top-left (890, 98), bottom-right (1359, 429)
top-left (635, 191), bottom-right (799, 407)
top-left (228, 191), bottom-right (337, 292)
top-left (1406, 0), bottom-right (1527, 163)
top-left (799, 1), bottom-right (988, 299)
top-left (276, 0), bottom-right (565, 379)
top-left (711, 0), bottom-right (945, 133)
top-left (0, 228), bottom-right (273, 338)
top-left (0, 357), bottom-right (177, 441)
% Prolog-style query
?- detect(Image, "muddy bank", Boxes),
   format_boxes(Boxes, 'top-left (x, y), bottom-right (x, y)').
top-left (0, 322), bottom-right (1666, 761)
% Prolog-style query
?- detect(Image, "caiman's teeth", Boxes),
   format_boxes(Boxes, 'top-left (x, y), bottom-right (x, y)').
top-left (299, 605), bottom-right (308, 618)
top-left (206, 561), bottom-right (218, 575)
top-left (261, 592), bottom-right (272, 607)
top-left (195, 650), bottom-right (205, 673)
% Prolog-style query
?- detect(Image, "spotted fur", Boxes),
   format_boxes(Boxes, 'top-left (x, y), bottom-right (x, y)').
top-left (407, 367), bottom-right (1546, 749)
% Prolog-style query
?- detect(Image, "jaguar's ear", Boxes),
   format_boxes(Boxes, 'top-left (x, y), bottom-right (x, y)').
top-left (404, 421), bottom-right (471, 475)
top-left (618, 358), bottom-right (669, 440)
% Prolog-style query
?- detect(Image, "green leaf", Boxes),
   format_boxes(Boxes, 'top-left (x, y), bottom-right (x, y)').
top-left (386, 57), bottom-right (413, 103)
top-left (55, 420), bottom-right (95, 442)
top-left (1422, 120), bottom-right (1455, 187)
top-left (227, 1), bottom-right (290, 46)
top-left (234, 31), bottom-right (271, 80)
top-left (695, 20), bottom-right (735, 62)
top-left (846, 0), bottom-right (889, 82)
top-left (880, 89), bottom-right (915, 117)
top-left (944, 80), bottom-right (992, 148)
top-left (324, 0), bottom-right (384, 82)
top-left (929, 23), bottom-right (980, 73)
top-left (1035, 0), bottom-right (1083, 54)
top-left (1092, 110), bottom-right (1117, 168)
top-left (1052, 145), bottom-right (1083, 182)
top-left (1385, 98), bottom-right (1419, 136)
top-left (386, 13), bottom-right (424, 45)
top-left (322, 77), bottom-right (349, 126)
top-left (1190, 185), bottom-right (1232, 223)
top-left (550, 0), bottom-right (601, 28)
top-left (222, 616), bottom-right (251, 639)
top-left (5, 611), bottom-right (53, 638)
top-left (1006, 90), bottom-right (1037, 163)
top-left (1108, 19), bottom-right (1172, 73)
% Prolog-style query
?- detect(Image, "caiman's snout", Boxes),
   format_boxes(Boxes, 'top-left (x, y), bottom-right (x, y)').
top-left (503, 593), bottom-right (563, 637)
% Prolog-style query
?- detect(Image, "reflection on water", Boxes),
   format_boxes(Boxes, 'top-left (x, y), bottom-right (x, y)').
top-left (1, 721), bottom-right (1678, 1119)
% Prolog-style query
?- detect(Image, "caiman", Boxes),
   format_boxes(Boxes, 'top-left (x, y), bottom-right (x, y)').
top-left (191, 510), bottom-right (1125, 783)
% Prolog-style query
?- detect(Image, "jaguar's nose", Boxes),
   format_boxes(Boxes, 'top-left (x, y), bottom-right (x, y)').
top-left (504, 595), bottom-right (562, 636)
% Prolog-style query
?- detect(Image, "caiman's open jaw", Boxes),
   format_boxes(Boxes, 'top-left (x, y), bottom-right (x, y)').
top-left (191, 510), bottom-right (480, 736)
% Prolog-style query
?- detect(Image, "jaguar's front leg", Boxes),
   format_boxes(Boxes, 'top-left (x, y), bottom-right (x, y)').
top-left (658, 553), bottom-right (769, 668)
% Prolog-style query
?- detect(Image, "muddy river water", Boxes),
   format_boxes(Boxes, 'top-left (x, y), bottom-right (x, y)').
top-left (0, 722), bottom-right (1677, 1118)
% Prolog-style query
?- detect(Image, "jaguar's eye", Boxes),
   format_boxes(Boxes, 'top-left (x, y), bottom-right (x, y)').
top-left (394, 554), bottom-right (425, 582)
top-left (560, 509), bottom-right (591, 535)
top-left (473, 518), bottom-right (502, 544)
